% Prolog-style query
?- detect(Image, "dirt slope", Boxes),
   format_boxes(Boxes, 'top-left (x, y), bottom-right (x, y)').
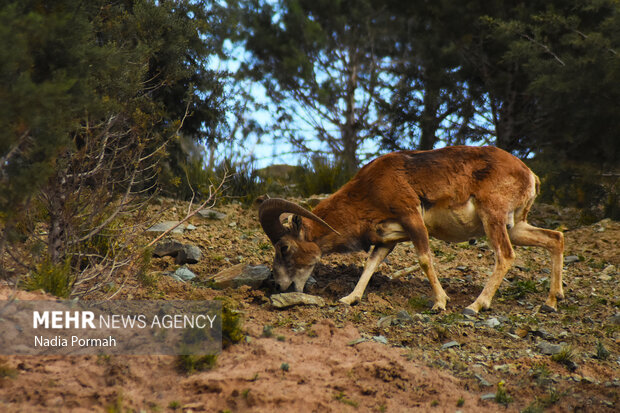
top-left (0, 201), bottom-right (618, 412)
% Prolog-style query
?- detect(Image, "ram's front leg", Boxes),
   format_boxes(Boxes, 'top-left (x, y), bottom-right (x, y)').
top-left (340, 244), bottom-right (394, 305)
top-left (401, 213), bottom-right (449, 311)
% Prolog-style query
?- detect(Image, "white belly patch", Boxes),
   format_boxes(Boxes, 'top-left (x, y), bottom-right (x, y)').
top-left (423, 198), bottom-right (484, 242)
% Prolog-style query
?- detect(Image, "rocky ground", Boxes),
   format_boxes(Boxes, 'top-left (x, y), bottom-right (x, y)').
top-left (0, 199), bottom-right (618, 412)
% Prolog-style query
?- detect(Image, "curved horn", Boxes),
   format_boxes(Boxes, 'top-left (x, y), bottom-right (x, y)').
top-left (258, 198), bottom-right (340, 244)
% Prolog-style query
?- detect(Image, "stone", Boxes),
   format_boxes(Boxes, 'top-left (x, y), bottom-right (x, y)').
top-left (536, 341), bottom-right (563, 355)
top-left (198, 209), bottom-right (227, 220)
top-left (564, 255), bottom-right (580, 264)
top-left (153, 240), bottom-right (185, 257)
top-left (377, 315), bottom-right (397, 328)
top-left (270, 292), bottom-right (326, 308)
top-left (209, 264), bottom-right (271, 289)
top-left (484, 318), bottom-right (501, 328)
top-left (475, 374), bottom-right (492, 387)
top-left (176, 245), bottom-right (202, 265)
top-left (515, 327), bottom-right (530, 338)
top-left (147, 221), bottom-right (185, 234)
top-left (372, 335), bottom-right (388, 344)
top-left (480, 393), bottom-right (496, 401)
top-left (396, 310), bottom-right (414, 323)
top-left (347, 338), bottom-right (367, 346)
top-left (530, 328), bottom-right (553, 340)
top-left (609, 313), bottom-right (620, 325)
top-left (170, 267), bottom-right (196, 282)
top-left (442, 341), bottom-right (461, 350)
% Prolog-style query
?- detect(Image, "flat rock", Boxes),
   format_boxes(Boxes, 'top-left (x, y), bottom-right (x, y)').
top-left (147, 221), bottom-right (185, 234)
top-left (347, 338), bottom-right (367, 346)
top-left (441, 340), bottom-right (461, 349)
top-left (536, 341), bottom-right (563, 355)
top-left (198, 209), bottom-right (227, 220)
top-left (270, 292), bottom-right (326, 308)
top-left (209, 264), bottom-right (271, 289)
top-left (564, 255), bottom-right (580, 264)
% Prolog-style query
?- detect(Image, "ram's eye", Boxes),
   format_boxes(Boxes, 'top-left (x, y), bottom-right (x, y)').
top-left (280, 244), bottom-right (290, 255)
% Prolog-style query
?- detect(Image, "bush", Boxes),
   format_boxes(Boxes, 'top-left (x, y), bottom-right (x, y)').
top-left (294, 156), bottom-right (354, 197)
top-left (23, 259), bottom-right (73, 298)
top-left (530, 158), bottom-right (619, 222)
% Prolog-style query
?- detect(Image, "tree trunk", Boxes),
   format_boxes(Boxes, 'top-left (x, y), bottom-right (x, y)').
top-left (341, 50), bottom-right (360, 175)
top-left (419, 82), bottom-right (440, 150)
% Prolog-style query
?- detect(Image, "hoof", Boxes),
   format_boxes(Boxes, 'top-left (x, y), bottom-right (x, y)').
top-left (462, 308), bottom-right (478, 316)
top-left (540, 304), bottom-right (557, 313)
top-left (339, 296), bottom-right (359, 306)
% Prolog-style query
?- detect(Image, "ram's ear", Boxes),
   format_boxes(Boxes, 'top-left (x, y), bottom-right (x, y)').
top-left (290, 214), bottom-right (303, 237)
top-left (278, 238), bottom-right (297, 257)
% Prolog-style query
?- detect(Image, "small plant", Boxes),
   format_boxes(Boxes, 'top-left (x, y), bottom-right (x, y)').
top-left (307, 329), bottom-right (318, 338)
top-left (408, 296), bottom-right (431, 312)
top-left (241, 388), bottom-right (251, 399)
top-left (457, 397), bottom-right (465, 407)
top-left (431, 399), bottom-right (439, 407)
top-left (522, 388), bottom-right (562, 412)
top-left (262, 325), bottom-right (274, 338)
top-left (136, 248), bottom-right (157, 287)
top-left (0, 360), bottom-right (17, 379)
top-left (594, 340), bottom-right (610, 360)
top-left (334, 391), bottom-right (358, 407)
top-left (176, 354), bottom-right (217, 374)
top-left (494, 380), bottom-right (513, 406)
top-left (276, 335), bottom-right (286, 342)
top-left (168, 400), bottom-right (181, 410)
top-left (551, 345), bottom-right (575, 365)
top-left (504, 279), bottom-right (538, 299)
top-left (280, 362), bottom-right (290, 372)
top-left (531, 362), bottom-right (551, 386)
top-left (106, 392), bottom-right (124, 413)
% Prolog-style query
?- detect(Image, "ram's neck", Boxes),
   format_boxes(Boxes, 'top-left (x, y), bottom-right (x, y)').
top-left (302, 192), bottom-right (370, 254)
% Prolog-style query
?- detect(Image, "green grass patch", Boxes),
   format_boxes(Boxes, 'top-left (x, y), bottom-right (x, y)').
top-left (334, 391), bottom-right (358, 408)
top-left (407, 296), bottom-right (431, 312)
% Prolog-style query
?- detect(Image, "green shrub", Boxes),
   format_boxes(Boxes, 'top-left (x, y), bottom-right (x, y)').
top-left (216, 160), bottom-right (267, 206)
top-left (530, 158), bottom-right (619, 222)
top-left (23, 258), bottom-right (73, 298)
top-left (176, 354), bottom-right (217, 374)
top-left (294, 156), bottom-right (353, 197)
top-left (214, 297), bottom-right (245, 348)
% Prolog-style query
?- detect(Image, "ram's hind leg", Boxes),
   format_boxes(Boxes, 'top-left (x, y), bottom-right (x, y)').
top-left (509, 221), bottom-right (564, 312)
top-left (340, 243), bottom-right (395, 305)
top-left (464, 212), bottom-right (515, 315)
